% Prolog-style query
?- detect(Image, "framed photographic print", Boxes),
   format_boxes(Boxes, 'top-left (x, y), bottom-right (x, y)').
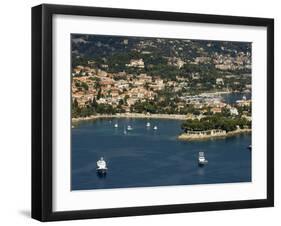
top-left (32, 4), bottom-right (274, 221)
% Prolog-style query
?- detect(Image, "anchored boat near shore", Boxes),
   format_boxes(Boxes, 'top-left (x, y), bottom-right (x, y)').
top-left (198, 152), bottom-right (208, 166)
top-left (96, 157), bottom-right (107, 175)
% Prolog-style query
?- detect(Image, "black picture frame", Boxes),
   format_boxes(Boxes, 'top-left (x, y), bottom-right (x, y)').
top-left (32, 3), bottom-right (274, 222)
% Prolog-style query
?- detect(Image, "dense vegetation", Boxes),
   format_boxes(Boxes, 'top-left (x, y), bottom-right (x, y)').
top-left (181, 114), bottom-right (251, 132)
top-left (71, 35), bottom-right (251, 62)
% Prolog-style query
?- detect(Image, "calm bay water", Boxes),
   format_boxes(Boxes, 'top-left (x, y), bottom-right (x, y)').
top-left (221, 92), bottom-right (251, 104)
top-left (71, 118), bottom-right (251, 190)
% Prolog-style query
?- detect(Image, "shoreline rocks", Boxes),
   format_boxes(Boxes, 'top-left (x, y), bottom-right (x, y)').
top-left (178, 128), bottom-right (251, 141)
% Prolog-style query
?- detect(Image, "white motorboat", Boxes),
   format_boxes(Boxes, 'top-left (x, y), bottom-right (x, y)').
top-left (153, 126), bottom-right (158, 130)
top-left (96, 157), bottom-right (107, 175)
top-left (146, 122), bottom-right (151, 127)
top-left (198, 152), bottom-right (208, 166)
top-left (127, 125), bottom-right (133, 131)
top-left (114, 123), bottom-right (118, 128)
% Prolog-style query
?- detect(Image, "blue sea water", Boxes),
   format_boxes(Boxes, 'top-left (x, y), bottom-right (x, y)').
top-left (71, 118), bottom-right (251, 190)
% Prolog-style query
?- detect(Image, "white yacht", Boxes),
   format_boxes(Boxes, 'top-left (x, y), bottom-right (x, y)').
top-left (96, 157), bottom-right (107, 174)
top-left (146, 122), bottom-right (151, 127)
top-left (198, 152), bottom-right (208, 166)
top-left (127, 125), bottom-right (133, 131)
top-left (153, 126), bottom-right (158, 130)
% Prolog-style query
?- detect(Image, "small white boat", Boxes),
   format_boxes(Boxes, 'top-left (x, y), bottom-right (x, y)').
top-left (96, 157), bottom-right (107, 175)
top-left (127, 125), bottom-right (133, 131)
top-left (248, 144), bottom-right (252, 150)
top-left (198, 152), bottom-right (208, 166)
top-left (146, 122), bottom-right (151, 127)
top-left (242, 95), bottom-right (247, 100)
top-left (114, 123), bottom-right (118, 128)
top-left (153, 126), bottom-right (158, 130)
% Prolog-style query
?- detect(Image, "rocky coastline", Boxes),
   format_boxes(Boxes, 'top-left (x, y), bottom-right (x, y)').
top-left (178, 128), bottom-right (252, 141)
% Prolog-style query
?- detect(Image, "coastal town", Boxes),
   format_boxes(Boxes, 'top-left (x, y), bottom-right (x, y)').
top-left (71, 35), bottom-right (252, 140)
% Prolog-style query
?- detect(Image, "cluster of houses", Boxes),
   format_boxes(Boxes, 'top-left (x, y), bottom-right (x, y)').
top-left (72, 63), bottom-right (251, 123)
top-left (164, 51), bottom-right (251, 72)
top-left (178, 94), bottom-right (242, 119)
top-left (72, 67), bottom-right (166, 111)
top-left (125, 59), bottom-right (145, 68)
top-left (213, 52), bottom-right (251, 71)
top-left (175, 52), bottom-right (251, 71)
